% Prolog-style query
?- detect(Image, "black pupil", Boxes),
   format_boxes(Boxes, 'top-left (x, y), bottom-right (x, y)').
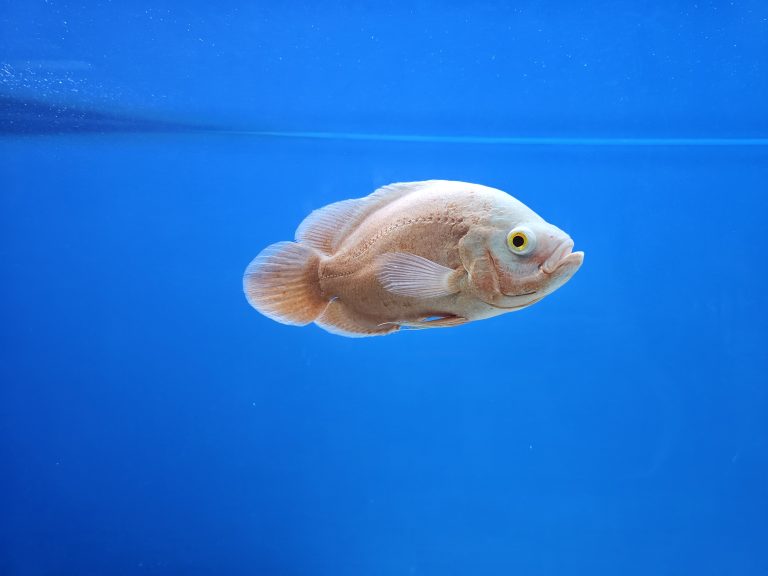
top-left (512, 234), bottom-right (525, 248)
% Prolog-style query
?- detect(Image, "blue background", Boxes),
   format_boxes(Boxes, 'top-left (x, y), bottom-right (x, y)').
top-left (1, 2), bottom-right (768, 575)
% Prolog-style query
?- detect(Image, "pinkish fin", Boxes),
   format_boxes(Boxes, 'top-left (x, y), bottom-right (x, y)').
top-left (390, 315), bottom-right (469, 330)
top-left (315, 299), bottom-right (399, 338)
top-left (295, 181), bottom-right (431, 255)
top-left (243, 241), bottom-right (328, 325)
top-left (376, 252), bottom-right (461, 298)
top-left (294, 198), bottom-right (360, 255)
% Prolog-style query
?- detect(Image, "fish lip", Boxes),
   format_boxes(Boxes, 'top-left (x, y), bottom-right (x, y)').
top-left (492, 248), bottom-right (584, 309)
top-left (541, 239), bottom-right (575, 274)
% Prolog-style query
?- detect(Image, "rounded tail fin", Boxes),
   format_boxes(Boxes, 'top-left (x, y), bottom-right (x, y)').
top-left (243, 241), bottom-right (327, 325)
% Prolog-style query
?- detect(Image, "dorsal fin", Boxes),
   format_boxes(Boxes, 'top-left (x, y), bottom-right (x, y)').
top-left (295, 181), bottom-right (431, 255)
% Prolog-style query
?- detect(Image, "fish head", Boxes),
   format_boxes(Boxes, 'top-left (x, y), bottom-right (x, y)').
top-left (479, 219), bottom-right (584, 310)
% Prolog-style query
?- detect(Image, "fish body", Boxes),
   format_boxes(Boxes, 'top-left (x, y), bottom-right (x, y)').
top-left (243, 180), bottom-right (583, 337)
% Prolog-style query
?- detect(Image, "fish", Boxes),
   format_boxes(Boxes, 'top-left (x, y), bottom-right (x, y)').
top-left (243, 180), bottom-right (584, 337)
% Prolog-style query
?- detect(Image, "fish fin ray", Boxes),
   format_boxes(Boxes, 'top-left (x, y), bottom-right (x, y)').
top-left (243, 241), bottom-right (327, 325)
top-left (294, 198), bottom-right (361, 255)
top-left (376, 252), bottom-right (461, 298)
top-left (295, 181), bottom-right (430, 254)
top-left (394, 315), bottom-right (469, 329)
top-left (315, 300), bottom-right (399, 337)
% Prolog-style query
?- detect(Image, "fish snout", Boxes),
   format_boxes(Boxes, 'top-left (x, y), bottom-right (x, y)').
top-left (550, 251), bottom-right (584, 277)
top-left (540, 247), bottom-right (584, 295)
top-left (541, 238), bottom-right (579, 275)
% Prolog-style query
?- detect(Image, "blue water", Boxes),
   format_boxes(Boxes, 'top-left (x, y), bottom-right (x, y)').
top-left (2, 2), bottom-right (768, 576)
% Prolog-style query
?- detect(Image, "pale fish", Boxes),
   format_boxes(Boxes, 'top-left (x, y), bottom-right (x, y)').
top-left (243, 180), bottom-right (584, 337)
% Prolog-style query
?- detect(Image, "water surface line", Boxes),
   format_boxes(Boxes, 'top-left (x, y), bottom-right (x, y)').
top-left (226, 130), bottom-right (768, 147)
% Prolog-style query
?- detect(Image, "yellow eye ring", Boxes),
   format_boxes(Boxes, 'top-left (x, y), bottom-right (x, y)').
top-left (508, 231), bottom-right (528, 251)
top-left (506, 227), bottom-right (536, 255)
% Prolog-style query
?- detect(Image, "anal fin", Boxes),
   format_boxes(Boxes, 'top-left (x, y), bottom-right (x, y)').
top-left (315, 299), bottom-right (399, 338)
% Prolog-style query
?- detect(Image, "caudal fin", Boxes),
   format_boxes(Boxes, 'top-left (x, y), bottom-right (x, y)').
top-left (243, 241), bottom-right (327, 325)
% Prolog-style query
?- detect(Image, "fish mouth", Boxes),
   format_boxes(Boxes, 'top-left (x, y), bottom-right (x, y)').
top-left (541, 239), bottom-right (584, 280)
top-left (542, 239), bottom-right (575, 274)
top-left (486, 237), bottom-right (584, 309)
top-left (491, 241), bottom-right (584, 309)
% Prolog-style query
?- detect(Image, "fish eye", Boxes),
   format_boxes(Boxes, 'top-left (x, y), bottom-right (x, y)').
top-left (506, 227), bottom-right (536, 255)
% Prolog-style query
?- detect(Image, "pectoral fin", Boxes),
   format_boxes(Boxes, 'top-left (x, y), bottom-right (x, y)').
top-left (376, 253), bottom-right (462, 298)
